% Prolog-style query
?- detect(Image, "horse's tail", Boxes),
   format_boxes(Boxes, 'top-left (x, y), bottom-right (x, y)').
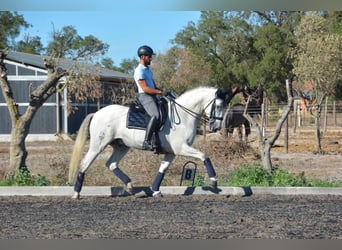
top-left (68, 113), bottom-right (94, 184)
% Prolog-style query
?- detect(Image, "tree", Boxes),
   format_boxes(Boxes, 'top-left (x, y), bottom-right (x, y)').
top-left (248, 11), bottom-right (302, 28)
top-left (173, 11), bottom-right (300, 102)
top-left (47, 25), bottom-right (108, 62)
top-left (325, 11), bottom-right (342, 35)
top-left (98, 57), bottom-right (138, 75)
top-left (290, 12), bottom-right (342, 153)
top-left (173, 11), bottom-right (255, 88)
top-left (99, 57), bottom-right (120, 71)
top-left (119, 57), bottom-right (138, 75)
top-left (0, 25), bottom-right (109, 177)
top-left (15, 33), bottom-right (44, 54)
top-left (0, 11), bottom-right (29, 49)
top-left (152, 47), bottom-right (211, 93)
top-left (247, 23), bottom-right (296, 102)
top-left (244, 80), bottom-right (294, 171)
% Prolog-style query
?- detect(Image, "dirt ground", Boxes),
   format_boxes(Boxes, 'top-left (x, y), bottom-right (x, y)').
top-left (1, 128), bottom-right (342, 239)
top-left (0, 127), bottom-right (342, 185)
top-left (0, 194), bottom-right (341, 239)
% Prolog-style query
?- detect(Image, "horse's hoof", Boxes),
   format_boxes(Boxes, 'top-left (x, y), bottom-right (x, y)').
top-left (208, 178), bottom-right (218, 189)
top-left (125, 182), bottom-right (133, 195)
top-left (72, 192), bottom-right (80, 199)
top-left (152, 190), bottom-right (163, 198)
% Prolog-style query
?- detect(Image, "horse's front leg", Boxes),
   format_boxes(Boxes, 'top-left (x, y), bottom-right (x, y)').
top-left (151, 154), bottom-right (175, 197)
top-left (178, 145), bottom-right (218, 189)
top-left (203, 157), bottom-right (218, 188)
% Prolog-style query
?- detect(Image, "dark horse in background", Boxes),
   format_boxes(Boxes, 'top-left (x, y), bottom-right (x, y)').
top-left (222, 87), bottom-right (263, 142)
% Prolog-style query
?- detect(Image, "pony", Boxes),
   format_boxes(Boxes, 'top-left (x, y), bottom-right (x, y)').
top-left (68, 86), bottom-right (231, 199)
top-left (222, 104), bottom-right (252, 142)
top-left (221, 87), bottom-right (263, 143)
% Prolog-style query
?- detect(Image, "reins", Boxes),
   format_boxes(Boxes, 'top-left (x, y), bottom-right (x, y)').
top-left (166, 95), bottom-right (217, 129)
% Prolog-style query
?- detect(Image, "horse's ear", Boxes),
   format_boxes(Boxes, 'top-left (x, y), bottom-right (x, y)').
top-left (216, 88), bottom-right (231, 99)
top-left (223, 87), bottom-right (232, 96)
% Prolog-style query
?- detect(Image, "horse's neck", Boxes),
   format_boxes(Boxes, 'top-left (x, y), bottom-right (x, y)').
top-left (176, 89), bottom-right (210, 114)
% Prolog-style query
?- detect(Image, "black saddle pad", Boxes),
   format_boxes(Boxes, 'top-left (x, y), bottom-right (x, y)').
top-left (126, 96), bottom-right (169, 130)
top-left (126, 104), bottom-right (148, 130)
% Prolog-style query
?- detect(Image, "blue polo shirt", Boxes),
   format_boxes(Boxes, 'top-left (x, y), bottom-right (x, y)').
top-left (134, 63), bottom-right (156, 94)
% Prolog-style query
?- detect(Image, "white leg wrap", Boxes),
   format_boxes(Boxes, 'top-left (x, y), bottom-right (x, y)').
top-left (108, 162), bottom-right (118, 171)
top-left (210, 177), bottom-right (218, 181)
top-left (158, 161), bottom-right (170, 173)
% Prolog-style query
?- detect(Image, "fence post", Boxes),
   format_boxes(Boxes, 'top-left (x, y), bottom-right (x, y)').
top-left (324, 96), bottom-right (328, 132)
top-left (285, 115), bottom-right (289, 153)
top-left (333, 101), bottom-right (336, 127)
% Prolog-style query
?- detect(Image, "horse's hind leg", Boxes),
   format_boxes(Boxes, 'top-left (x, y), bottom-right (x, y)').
top-left (72, 149), bottom-right (102, 199)
top-left (245, 122), bottom-right (251, 144)
top-left (238, 126), bottom-right (243, 142)
top-left (106, 145), bottom-right (132, 194)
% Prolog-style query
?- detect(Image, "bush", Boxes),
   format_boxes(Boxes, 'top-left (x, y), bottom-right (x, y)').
top-left (0, 169), bottom-right (49, 186)
top-left (227, 164), bottom-right (342, 187)
top-left (229, 164), bottom-right (271, 186)
top-left (271, 169), bottom-right (306, 186)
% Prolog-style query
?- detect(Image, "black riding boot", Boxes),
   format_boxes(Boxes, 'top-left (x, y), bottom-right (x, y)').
top-left (142, 116), bottom-right (158, 151)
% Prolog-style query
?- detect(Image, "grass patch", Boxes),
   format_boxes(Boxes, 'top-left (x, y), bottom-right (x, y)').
top-left (223, 164), bottom-right (342, 187)
top-left (0, 169), bottom-right (49, 186)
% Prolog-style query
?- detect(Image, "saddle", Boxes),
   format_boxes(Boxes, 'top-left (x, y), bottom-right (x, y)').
top-left (126, 95), bottom-right (169, 130)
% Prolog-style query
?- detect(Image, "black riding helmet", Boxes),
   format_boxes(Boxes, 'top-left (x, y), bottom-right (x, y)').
top-left (137, 45), bottom-right (155, 57)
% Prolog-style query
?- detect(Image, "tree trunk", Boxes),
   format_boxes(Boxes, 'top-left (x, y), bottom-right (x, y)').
top-left (7, 108), bottom-right (39, 177)
top-left (244, 79), bottom-right (294, 171)
top-left (8, 122), bottom-right (29, 176)
top-left (258, 136), bottom-right (273, 171)
top-left (1, 52), bottom-right (63, 177)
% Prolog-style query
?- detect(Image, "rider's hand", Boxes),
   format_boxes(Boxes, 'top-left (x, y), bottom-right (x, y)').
top-left (161, 90), bottom-right (169, 96)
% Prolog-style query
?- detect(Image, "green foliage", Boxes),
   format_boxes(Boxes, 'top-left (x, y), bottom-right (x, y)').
top-left (271, 169), bottom-right (306, 186)
top-left (15, 34), bottom-right (44, 54)
top-left (226, 164), bottom-right (342, 187)
top-left (119, 57), bottom-right (139, 75)
top-left (152, 47), bottom-right (211, 93)
top-left (0, 11), bottom-right (29, 49)
top-left (0, 169), bottom-right (49, 186)
top-left (193, 173), bottom-right (206, 186)
top-left (172, 11), bottom-right (255, 88)
top-left (305, 179), bottom-right (342, 187)
top-left (291, 12), bottom-right (342, 102)
top-left (229, 164), bottom-right (271, 186)
top-left (327, 11), bottom-right (342, 35)
top-left (46, 25), bottom-right (109, 60)
top-left (172, 11), bottom-right (300, 100)
top-left (248, 23), bottom-right (295, 102)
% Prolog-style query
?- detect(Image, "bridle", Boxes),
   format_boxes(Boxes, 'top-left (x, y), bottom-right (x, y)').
top-left (165, 92), bottom-right (225, 129)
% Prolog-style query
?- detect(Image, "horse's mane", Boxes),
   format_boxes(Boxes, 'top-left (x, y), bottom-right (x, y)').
top-left (176, 86), bottom-right (217, 103)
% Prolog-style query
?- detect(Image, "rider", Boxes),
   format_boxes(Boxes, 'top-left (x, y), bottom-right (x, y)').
top-left (134, 45), bottom-right (164, 151)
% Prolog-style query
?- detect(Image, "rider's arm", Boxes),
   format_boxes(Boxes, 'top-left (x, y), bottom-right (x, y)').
top-left (138, 79), bottom-right (163, 95)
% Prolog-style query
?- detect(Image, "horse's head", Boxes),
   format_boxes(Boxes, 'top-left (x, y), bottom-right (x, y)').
top-left (175, 87), bottom-right (232, 132)
top-left (208, 88), bottom-right (232, 132)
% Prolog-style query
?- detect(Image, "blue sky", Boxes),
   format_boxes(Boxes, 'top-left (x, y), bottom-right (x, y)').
top-left (18, 11), bottom-right (201, 66)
